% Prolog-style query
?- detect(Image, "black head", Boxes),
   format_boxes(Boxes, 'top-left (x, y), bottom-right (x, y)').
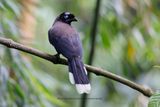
top-left (57, 12), bottom-right (77, 25)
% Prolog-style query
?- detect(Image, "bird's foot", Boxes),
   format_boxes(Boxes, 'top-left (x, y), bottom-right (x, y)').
top-left (53, 53), bottom-right (60, 64)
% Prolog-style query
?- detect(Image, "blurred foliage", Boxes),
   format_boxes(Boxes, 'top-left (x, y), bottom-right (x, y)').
top-left (0, 0), bottom-right (66, 107)
top-left (0, 0), bottom-right (160, 107)
top-left (148, 93), bottom-right (160, 107)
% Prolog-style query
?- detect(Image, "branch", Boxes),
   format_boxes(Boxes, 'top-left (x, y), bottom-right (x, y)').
top-left (0, 37), bottom-right (154, 97)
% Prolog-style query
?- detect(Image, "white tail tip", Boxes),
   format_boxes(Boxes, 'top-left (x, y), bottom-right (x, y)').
top-left (84, 66), bottom-right (88, 75)
top-left (69, 72), bottom-right (75, 84)
top-left (76, 84), bottom-right (91, 94)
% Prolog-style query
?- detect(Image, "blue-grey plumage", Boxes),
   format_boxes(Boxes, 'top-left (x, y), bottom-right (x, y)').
top-left (48, 12), bottom-right (91, 94)
top-left (48, 21), bottom-right (82, 59)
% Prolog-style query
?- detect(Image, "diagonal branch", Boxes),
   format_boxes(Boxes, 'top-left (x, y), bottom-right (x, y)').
top-left (0, 37), bottom-right (154, 97)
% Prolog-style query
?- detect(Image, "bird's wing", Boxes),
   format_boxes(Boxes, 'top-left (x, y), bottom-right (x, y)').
top-left (48, 29), bottom-right (83, 59)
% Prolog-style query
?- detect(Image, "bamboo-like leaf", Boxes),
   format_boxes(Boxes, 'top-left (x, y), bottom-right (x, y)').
top-left (148, 93), bottom-right (160, 107)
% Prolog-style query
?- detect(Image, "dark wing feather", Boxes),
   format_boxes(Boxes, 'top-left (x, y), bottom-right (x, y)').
top-left (48, 28), bottom-right (83, 59)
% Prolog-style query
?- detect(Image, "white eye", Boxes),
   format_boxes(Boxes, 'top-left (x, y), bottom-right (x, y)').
top-left (64, 15), bottom-right (69, 19)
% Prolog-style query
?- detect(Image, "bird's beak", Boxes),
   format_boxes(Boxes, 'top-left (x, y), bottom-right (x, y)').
top-left (72, 17), bottom-right (78, 22)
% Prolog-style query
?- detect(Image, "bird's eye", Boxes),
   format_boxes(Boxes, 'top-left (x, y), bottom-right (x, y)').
top-left (64, 15), bottom-right (69, 19)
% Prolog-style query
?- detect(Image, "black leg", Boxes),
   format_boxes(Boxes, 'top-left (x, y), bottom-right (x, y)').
top-left (54, 53), bottom-right (60, 63)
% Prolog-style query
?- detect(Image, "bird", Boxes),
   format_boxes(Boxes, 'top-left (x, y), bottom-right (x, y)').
top-left (48, 12), bottom-right (91, 94)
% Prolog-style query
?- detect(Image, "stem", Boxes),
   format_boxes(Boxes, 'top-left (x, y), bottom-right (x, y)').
top-left (81, 0), bottom-right (101, 107)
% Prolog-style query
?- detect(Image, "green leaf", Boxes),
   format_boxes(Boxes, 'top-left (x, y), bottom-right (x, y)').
top-left (2, 0), bottom-right (20, 16)
top-left (148, 93), bottom-right (160, 107)
top-left (99, 18), bottom-right (111, 48)
top-left (153, 65), bottom-right (160, 69)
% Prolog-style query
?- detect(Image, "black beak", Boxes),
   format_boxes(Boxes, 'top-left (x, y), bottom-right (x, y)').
top-left (66, 17), bottom-right (78, 23)
top-left (72, 17), bottom-right (78, 22)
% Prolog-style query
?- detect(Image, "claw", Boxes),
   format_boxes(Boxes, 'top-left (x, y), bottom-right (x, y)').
top-left (54, 53), bottom-right (60, 64)
top-left (50, 53), bottom-right (60, 64)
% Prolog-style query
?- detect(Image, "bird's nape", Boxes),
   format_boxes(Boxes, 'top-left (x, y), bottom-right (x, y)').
top-left (57, 12), bottom-right (77, 24)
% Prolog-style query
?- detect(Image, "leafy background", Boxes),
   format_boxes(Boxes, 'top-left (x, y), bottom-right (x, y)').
top-left (0, 0), bottom-right (160, 107)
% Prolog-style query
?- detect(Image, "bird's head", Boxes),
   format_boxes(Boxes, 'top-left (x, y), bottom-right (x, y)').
top-left (56, 12), bottom-right (77, 25)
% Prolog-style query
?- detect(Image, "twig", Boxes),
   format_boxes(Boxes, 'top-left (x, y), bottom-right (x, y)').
top-left (0, 37), bottom-right (154, 97)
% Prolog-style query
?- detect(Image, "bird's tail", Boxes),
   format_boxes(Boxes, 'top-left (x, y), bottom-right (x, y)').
top-left (68, 57), bottom-right (91, 94)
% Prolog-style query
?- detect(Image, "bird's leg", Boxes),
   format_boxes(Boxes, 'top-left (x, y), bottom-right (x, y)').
top-left (55, 53), bottom-right (60, 58)
top-left (50, 53), bottom-right (61, 64)
top-left (54, 53), bottom-right (60, 63)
